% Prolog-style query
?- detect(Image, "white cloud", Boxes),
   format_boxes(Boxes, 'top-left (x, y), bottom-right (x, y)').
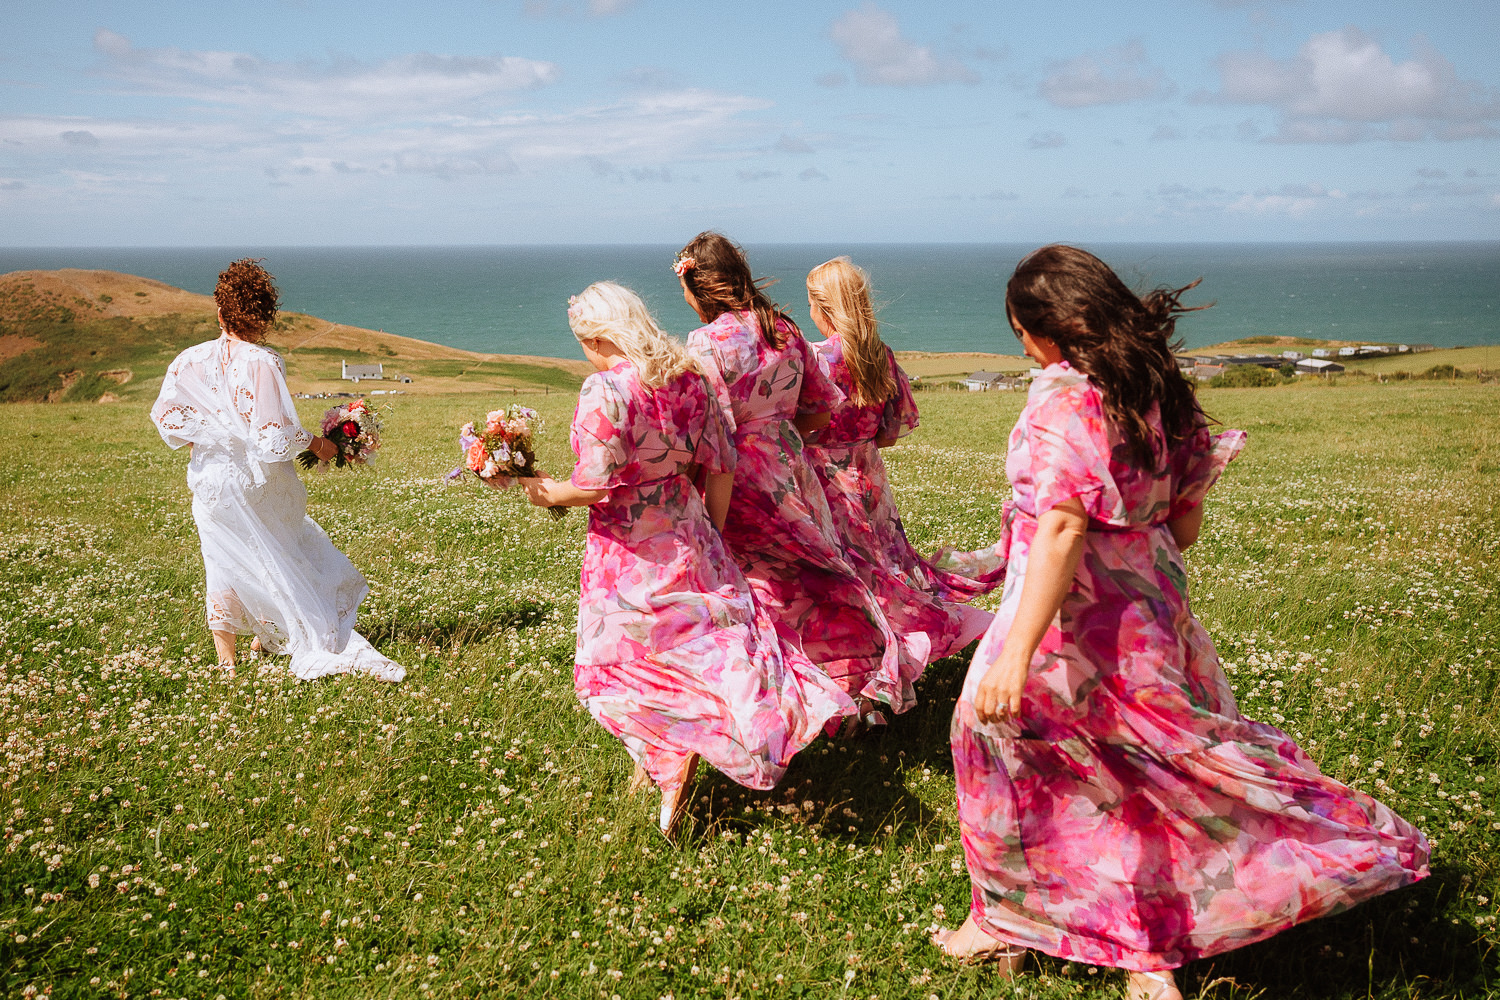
top-left (1209, 27), bottom-right (1500, 142)
top-left (1039, 41), bottom-right (1173, 108)
top-left (1, 84), bottom-right (776, 184)
top-left (829, 5), bottom-right (978, 87)
top-left (92, 29), bottom-right (560, 119)
top-left (523, 0), bottom-right (637, 17)
top-left (1, 32), bottom-right (780, 188)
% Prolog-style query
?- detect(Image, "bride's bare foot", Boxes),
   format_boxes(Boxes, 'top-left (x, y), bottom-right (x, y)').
top-left (930, 914), bottom-right (1026, 975)
top-left (1125, 970), bottom-right (1182, 1000)
top-left (657, 754), bottom-right (699, 838)
top-left (627, 761), bottom-right (651, 796)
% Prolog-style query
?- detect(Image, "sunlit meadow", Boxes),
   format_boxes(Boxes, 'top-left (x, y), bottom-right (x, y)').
top-left (1, 381), bottom-right (1496, 999)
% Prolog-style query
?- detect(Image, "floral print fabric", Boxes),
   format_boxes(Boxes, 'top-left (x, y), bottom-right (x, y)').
top-left (805, 337), bottom-right (994, 661)
top-left (569, 361), bottom-right (852, 791)
top-left (952, 361), bottom-right (1429, 971)
top-left (687, 312), bottom-right (921, 713)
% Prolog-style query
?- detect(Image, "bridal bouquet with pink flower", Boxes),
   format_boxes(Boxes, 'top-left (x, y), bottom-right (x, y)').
top-left (297, 398), bottom-right (381, 470)
top-left (452, 404), bottom-right (564, 517)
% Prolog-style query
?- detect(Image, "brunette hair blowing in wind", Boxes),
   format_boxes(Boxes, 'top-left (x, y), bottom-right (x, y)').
top-left (807, 257), bottom-right (895, 408)
top-left (215, 258), bottom-right (280, 343)
top-left (1006, 244), bottom-right (1207, 471)
top-left (676, 231), bottom-right (799, 349)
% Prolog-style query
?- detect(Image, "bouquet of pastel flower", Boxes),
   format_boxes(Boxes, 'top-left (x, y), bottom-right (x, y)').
top-left (297, 398), bottom-right (381, 470)
top-left (452, 404), bottom-right (565, 517)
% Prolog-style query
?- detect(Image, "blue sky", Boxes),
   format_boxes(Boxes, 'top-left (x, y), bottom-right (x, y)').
top-left (2, 0), bottom-right (1498, 245)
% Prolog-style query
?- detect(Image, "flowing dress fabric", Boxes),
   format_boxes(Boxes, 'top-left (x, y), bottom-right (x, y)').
top-left (952, 362), bottom-right (1428, 971)
top-left (805, 338), bottom-right (995, 660)
top-left (150, 335), bottom-right (404, 682)
top-left (569, 361), bottom-right (853, 792)
top-left (687, 312), bottom-right (920, 713)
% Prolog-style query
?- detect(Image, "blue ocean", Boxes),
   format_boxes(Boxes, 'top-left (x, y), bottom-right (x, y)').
top-left (2, 243), bottom-right (1496, 359)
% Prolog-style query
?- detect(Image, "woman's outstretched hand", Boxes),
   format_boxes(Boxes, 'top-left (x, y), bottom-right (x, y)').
top-left (520, 475), bottom-right (559, 506)
top-left (974, 650), bottom-right (1029, 725)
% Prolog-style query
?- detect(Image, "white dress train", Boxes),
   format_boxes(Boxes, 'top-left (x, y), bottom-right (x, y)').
top-left (150, 334), bottom-right (405, 682)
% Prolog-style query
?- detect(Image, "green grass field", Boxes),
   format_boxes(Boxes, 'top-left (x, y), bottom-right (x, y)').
top-left (1, 382), bottom-right (1497, 999)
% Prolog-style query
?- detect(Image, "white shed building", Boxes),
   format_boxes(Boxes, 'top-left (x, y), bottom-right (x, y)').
top-left (342, 361), bottom-right (384, 382)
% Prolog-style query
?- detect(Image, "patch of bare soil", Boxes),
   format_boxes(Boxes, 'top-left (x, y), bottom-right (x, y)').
top-left (45, 370), bottom-right (82, 403)
top-left (0, 333), bottom-right (44, 363)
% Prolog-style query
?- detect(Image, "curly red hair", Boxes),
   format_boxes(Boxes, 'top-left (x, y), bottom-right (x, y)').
top-left (215, 258), bottom-right (280, 343)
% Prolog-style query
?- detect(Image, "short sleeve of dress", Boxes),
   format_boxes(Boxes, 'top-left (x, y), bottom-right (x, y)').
top-left (686, 331), bottom-right (738, 438)
top-left (150, 356), bottom-right (208, 449)
top-left (691, 373), bottom-right (737, 476)
top-left (248, 351), bottom-right (313, 464)
top-left (794, 329), bottom-right (846, 415)
top-left (570, 372), bottom-right (634, 491)
top-left (1169, 426), bottom-right (1246, 518)
top-left (877, 356), bottom-right (920, 442)
top-left (1026, 380), bottom-right (1127, 523)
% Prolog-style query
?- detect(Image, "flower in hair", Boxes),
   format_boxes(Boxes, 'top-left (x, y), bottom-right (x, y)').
top-left (672, 253), bottom-right (697, 277)
top-left (567, 295), bottom-right (583, 321)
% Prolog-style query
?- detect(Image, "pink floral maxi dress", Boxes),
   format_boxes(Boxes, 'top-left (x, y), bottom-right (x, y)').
top-left (569, 361), bottom-right (853, 792)
top-left (805, 337), bottom-right (997, 661)
top-left (952, 362), bottom-right (1428, 971)
top-left (688, 312), bottom-right (921, 713)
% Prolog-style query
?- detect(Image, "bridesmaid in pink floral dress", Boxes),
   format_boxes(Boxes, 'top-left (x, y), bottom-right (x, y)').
top-left (674, 232), bottom-right (920, 727)
top-left (803, 257), bottom-right (999, 662)
top-left (522, 281), bottom-right (853, 835)
top-left (933, 247), bottom-right (1429, 1000)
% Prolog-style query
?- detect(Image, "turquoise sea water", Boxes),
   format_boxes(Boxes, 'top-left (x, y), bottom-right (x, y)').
top-left (2, 243), bottom-right (1496, 359)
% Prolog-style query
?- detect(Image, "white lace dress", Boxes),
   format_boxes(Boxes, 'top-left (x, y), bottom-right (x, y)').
top-left (150, 334), bottom-right (404, 682)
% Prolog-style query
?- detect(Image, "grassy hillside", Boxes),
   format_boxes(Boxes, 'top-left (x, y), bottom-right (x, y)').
top-left (0, 270), bottom-right (588, 405)
top-left (0, 381), bottom-right (1496, 999)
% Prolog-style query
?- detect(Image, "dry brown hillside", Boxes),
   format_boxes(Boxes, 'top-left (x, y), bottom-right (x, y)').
top-left (0, 269), bottom-right (590, 403)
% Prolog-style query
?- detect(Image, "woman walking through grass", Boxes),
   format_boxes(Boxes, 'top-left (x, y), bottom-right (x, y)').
top-left (520, 282), bottom-right (852, 835)
top-left (803, 256), bottom-right (1000, 663)
top-left (932, 245), bottom-right (1429, 1000)
top-left (676, 232), bottom-right (920, 731)
top-left (149, 258), bottom-right (404, 682)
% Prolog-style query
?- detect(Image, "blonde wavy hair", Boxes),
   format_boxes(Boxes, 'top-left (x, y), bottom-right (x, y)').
top-left (806, 257), bottom-right (894, 407)
top-left (567, 281), bottom-right (696, 390)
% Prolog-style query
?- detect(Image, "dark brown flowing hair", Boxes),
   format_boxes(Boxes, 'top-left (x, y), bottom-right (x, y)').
top-left (1005, 244), bottom-right (1207, 471)
top-left (676, 231), bottom-right (799, 349)
top-left (215, 258), bottom-right (280, 343)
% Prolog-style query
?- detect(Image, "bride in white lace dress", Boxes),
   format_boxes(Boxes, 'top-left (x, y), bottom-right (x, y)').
top-left (150, 259), bottom-right (404, 682)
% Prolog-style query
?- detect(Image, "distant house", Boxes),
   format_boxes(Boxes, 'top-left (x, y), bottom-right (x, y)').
top-left (1193, 363), bottom-right (1225, 380)
top-left (1409, 344), bottom-right (1437, 353)
top-left (1312, 348), bottom-right (1333, 358)
top-left (964, 370), bottom-right (1009, 392)
top-left (1337, 346), bottom-right (1360, 357)
top-left (1355, 344), bottom-right (1396, 356)
top-left (1296, 358), bottom-right (1345, 375)
top-left (342, 361), bottom-right (384, 382)
top-left (1281, 350), bottom-right (1306, 361)
top-left (1174, 355), bottom-right (1197, 371)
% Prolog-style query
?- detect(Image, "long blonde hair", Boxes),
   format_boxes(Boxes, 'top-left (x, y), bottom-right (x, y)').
top-left (806, 257), bottom-right (894, 407)
top-left (567, 281), bottom-right (695, 390)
